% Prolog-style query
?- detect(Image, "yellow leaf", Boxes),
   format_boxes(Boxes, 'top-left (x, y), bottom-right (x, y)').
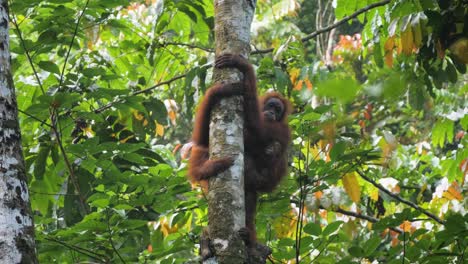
top-left (400, 29), bottom-right (414, 55)
top-left (133, 111), bottom-right (144, 121)
top-left (83, 126), bottom-right (95, 138)
top-left (294, 79), bottom-right (303, 91)
top-left (400, 220), bottom-right (411, 232)
top-left (342, 173), bottom-right (361, 203)
top-left (322, 122), bottom-right (336, 141)
top-left (272, 209), bottom-right (297, 238)
top-left (156, 122), bottom-right (164, 137)
top-left (384, 37), bottom-right (395, 67)
top-left (412, 21), bottom-right (423, 48)
top-left (168, 111), bottom-right (177, 122)
top-left (289, 67), bottom-right (300, 85)
top-left (159, 217), bottom-right (179, 237)
top-left (443, 182), bottom-right (462, 201)
top-left (119, 135), bottom-right (134, 143)
top-left (369, 187), bottom-right (379, 201)
top-left (384, 37), bottom-right (395, 51)
top-left (304, 78), bottom-right (313, 89)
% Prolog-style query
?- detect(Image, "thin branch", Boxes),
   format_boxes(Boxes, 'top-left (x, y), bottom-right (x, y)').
top-left (252, 0), bottom-right (391, 54)
top-left (162, 41), bottom-right (213, 53)
top-left (334, 207), bottom-right (403, 234)
top-left (10, 13), bottom-right (45, 94)
top-left (106, 209), bottom-right (126, 263)
top-left (134, 73), bottom-right (187, 95)
top-left (58, 0), bottom-right (90, 89)
top-left (12, 3), bottom-right (88, 213)
top-left (45, 237), bottom-right (107, 262)
top-left (52, 122), bottom-right (88, 213)
top-left (94, 73), bottom-right (186, 113)
top-left (356, 169), bottom-right (445, 225)
top-left (295, 130), bottom-right (310, 262)
top-left (315, 0), bottom-right (323, 58)
top-left (30, 191), bottom-right (78, 196)
top-left (17, 109), bottom-right (52, 128)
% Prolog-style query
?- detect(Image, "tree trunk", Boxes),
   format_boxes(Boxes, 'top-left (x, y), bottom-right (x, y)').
top-left (205, 0), bottom-right (256, 263)
top-left (0, 1), bottom-right (38, 263)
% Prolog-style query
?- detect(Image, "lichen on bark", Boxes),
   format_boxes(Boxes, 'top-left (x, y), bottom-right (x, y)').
top-left (204, 0), bottom-right (256, 263)
top-left (0, 1), bottom-right (38, 263)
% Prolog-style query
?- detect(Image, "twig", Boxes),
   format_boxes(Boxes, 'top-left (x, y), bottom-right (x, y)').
top-left (53, 0), bottom-right (90, 214)
top-left (12, 2), bottom-right (89, 213)
top-left (252, 0), bottom-right (391, 54)
top-left (106, 209), bottom-right (126, 263)
top-left (294, 131), bottom-right (310, 262)
top-left (45, 237), bottom-right (107, 262)
top-left (334, 207), bottom-right (403, 234)
top-left (356, 169), bottom-right (445, 225)
top-left (162, 41), bottom-right (213, 52)
top-left (30, 191), bottom-right (78, 196)
top-left (52, 122), bottom-right (89, 214)
top-left (58, 0), bottom-right (90, 89)
top-left (17, 109), bottom-right (52, 128)
top-left (10, 13), bottom-right (45, 94)
top-left (94, 73), bottom-right (186, 113)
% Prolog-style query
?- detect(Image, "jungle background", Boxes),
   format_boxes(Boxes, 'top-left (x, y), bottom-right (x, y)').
top-left (9, 0), bottom-right (467, 263)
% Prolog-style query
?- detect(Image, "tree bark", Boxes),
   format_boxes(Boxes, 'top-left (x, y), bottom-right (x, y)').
top-left (205, 0), bottom-right (256, 263)
top-left (0, 1), bottom-right (38, 263)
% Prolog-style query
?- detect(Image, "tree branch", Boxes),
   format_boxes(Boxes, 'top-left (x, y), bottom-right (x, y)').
top-left (106, 209), bottom-right (126, 263)
top-left (94, 73), bottom-right (186, 113)
top-left (161, 41), bottom-right (213, 53)
top-left (45, 237), bottom-right (107, 262)
top-left (252, 0), bottom-right (391, 54)
top-left (12, 3), bottom-right (89, 213)
top-left (58, 0), bottom-right (90, 89)
top-left (10, 13), bottom-right (45, 94)
top-left (356, 169), bottom-right (445, 225)
top-left (334, 207), bottom-right (403, 234)
top-left (17, 109), bottom-right (52, 128)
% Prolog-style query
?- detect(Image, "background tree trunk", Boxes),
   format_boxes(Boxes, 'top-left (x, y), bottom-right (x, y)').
top-left (0, 1), bottom-right (38, 263)
top-left (206, 0), bottom-right (256, 263)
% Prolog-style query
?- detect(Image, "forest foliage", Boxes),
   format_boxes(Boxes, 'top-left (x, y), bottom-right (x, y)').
top-left (9, 0), bottom-right (467, 263)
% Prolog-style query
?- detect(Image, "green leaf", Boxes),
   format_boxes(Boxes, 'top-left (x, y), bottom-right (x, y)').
top-left (34, 144), bottom-right (50, 180)
top-left (373, 41), bottom-right (384, 68)
top-left (38, 61), bottom-right (60, 74)
top-left (119, 219), bottom-right (148, 229)
top-left (461, 115), bottom-right (468, 130)
top-left (143, 99), bottom-right (168, 125)
top-left (90, 198), bottom-right (110, 208)
top-left (348, 246), bottom-right (364, 257)
top-left (363, 235), bottom-right (381, 255)
top-left (335, 0), bottom-right (357, 19)
top-left (408, 82), bottom-right (426, 110)
top-left (432, 119), bottom-right (454, 148)
top-left (303, 222), bottom-right (322, 236)
top-left (302, 112), bottom-right (321, 121)
top-left (38, 30), bottom-right (58, 45)
top-left (330, 141), bottom-right (347, 161)
top-left (382, 75), bottom-right (407, 99)
top-left (444, 214), bottom-right (467, 235)
top-left (446, 60), bottom-right (458, 83)
top-left (322, 221), bottom-right (343, 237)
top-left (315, 78), bottom-right (359, 103)
top-left (121, 153), bottom-right (144, 164)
